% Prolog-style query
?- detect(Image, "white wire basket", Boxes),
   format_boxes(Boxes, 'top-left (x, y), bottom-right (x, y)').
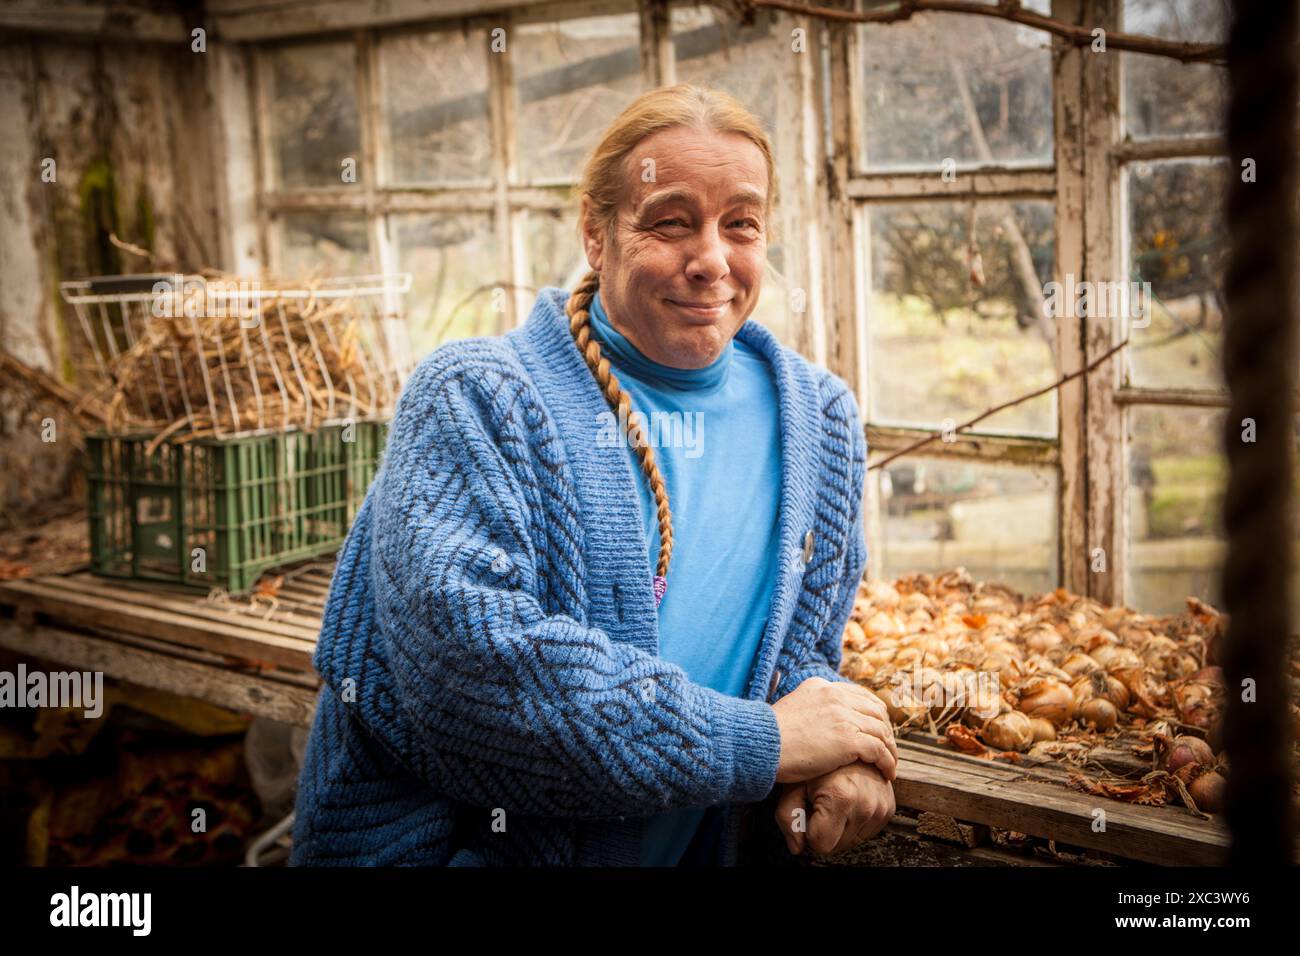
top-left (60, 273), bottom-right (415, 441)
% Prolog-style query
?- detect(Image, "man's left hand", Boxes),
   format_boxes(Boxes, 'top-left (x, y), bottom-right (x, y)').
top-left (773, 761), bottom-right (896, 857)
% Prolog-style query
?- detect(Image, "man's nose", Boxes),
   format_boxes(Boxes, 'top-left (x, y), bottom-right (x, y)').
top-left (684, 223), bottom-right (730, 283)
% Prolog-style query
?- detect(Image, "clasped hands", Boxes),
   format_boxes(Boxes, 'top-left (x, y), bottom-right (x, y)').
top-left (770, 677), bottom-right (898, 857)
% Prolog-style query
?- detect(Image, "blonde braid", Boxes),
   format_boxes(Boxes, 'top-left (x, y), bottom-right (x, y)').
top-left (566, 271), bottom-right (674, 596)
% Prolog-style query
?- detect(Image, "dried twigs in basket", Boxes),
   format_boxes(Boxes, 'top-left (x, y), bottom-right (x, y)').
top-left (61, 271), bottom-right (413, 443)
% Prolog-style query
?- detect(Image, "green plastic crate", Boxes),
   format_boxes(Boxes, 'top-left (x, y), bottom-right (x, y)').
top-left (86, 422), bottom-right (387, 594)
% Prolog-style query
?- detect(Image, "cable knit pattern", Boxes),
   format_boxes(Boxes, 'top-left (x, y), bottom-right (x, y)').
top-left (291, 287), bottom-right (868, 866)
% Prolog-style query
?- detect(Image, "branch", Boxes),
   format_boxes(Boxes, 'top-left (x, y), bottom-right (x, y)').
top-left (867, 335), bottom-right (1128, 470)
top-left (0, 348), bottom-right (111, 429)
top-left (737, 0), bottom-right (1227, 65)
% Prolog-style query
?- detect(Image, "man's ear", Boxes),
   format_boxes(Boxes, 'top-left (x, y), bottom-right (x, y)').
top-left (579, 195), bottom-right (604, 271)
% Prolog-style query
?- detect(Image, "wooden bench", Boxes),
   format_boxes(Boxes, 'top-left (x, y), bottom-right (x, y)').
top-left (0, 563), bottom-right (1234, 865)
top-left (0, 566), bottom-right (324, 727)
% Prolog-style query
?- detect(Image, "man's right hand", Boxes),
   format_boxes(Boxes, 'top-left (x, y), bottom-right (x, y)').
top-left (771, 677), bottom-right (898, 784)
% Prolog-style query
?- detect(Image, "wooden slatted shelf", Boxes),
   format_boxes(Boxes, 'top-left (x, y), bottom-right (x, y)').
top-left (892, 740), bottom-right (1230, 865)
top-left (0, 562), bottom-right (328, 725)
top-left (0, 570), bottom-right (323, 672)
top-left (0, 562), bottom-right (1243, 864)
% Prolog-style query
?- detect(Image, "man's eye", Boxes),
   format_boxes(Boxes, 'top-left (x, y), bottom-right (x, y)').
top-left (655, 218), bottom-right (686, 228)
top-left (732, 219), bottom-right (760, 230)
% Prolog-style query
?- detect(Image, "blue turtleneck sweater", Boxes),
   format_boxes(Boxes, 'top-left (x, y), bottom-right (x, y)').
top-left (588, 290), bottom-right (784, 866)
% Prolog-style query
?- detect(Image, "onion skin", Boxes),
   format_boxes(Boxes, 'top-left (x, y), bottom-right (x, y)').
top-left (1111, 666), bottom-right (1166, 718)
top-left (1090, 644), bottom-right (1141, 671)
top-left (983, 711), bottom-right (1035, 752)
top-left (1060, 651), bottom-right (1100, 678)
top-left (899, 592), bottom-right (930, 614)
top-left (1079, 697), bottom-right (1118, 731)
top-left (983, 639), bottom-right (1025, 661)
top-left (1015, 676), bottom-right (1076, 727)
top-left (964, 700), bottom-right (1011, 729)
top-left (843, 619), bottom-right (868, 651)
top-left (884, 693), bottom-right (927, 727)
top-left (1139, 635), bottom-right (1178, 667)
top-left (1024, 626), bottom-right (1063, 653)
top-left (1071, 670), bottom-right (1130, 712)
top-left (1083, 629), bottom-right (1120, 653)
top-left (1154, 733), bottom-right (1214, 773)
top-left (842, 653), bottom-right (875, 683)
top-left (1184, 767), bottom-right (1226, 814)
top-left (882, 680), bottom-right (928, 725)
top-left (866, 581), bottom-right (901, 609)
top-left (1189, 665), bottom-right (1225, 685)
top-left (1174, 677), bottom-right (1225, 730)
top-left (1028, 717), bottom-right (1057, 742)
top-left (1173, 734), bottom-right (1214, 771)
top-left (1167, 653), bottom-right (1201, 680)
top-left (865, 610), bottom-right (903, 637)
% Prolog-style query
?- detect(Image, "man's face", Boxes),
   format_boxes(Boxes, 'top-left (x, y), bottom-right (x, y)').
top-left (581, 125), bottom-right (769, 370)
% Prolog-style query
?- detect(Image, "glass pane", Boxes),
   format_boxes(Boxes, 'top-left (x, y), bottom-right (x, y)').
top-left (392, 212), bottom-right (500, 358)
top-left (513, 14), bottom-right (643, 184)
top-left (1127, 405), bottom-right (1222, 614)
top-left (1128, 406), bottom-right (1300, 617)
top-left (265, 42), bottom-right (361, 188)
top-left (524, 206), bottom-right (583, 292)
top-left (671, 5), bottom-right (780, 146)
top-left (1125, 159), bottom-right (1228, 390)
top-left (858, 3), bottom-right (1052, 171)
top-left (1123, 0), bottom-right (1229, 139)
top-left (380, 28), bottom-right (492, 186)
top-left (273, 212), bottom-right (372, 277)
top-left (874, 456), bottom-right (1058, 595)
top-left (866, 201), bottom-right (1057, 435)
top-left (748, 252), bottom-right (797, 350)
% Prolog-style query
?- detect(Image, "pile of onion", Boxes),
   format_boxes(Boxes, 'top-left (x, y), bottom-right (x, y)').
top-left (838, 570), bottom-right (1269, 808)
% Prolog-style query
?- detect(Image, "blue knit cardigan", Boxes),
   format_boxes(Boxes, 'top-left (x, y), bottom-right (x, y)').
top-left (290, 286), bottom-right (868, 866)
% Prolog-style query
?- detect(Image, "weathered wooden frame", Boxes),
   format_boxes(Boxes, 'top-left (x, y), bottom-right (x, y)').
top-left (217, 0), bottom-right (1233, 609)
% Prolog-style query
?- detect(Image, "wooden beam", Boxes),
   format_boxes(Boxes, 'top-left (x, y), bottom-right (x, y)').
top-left (488, 13), bottom-right (520, 332)
top-left (893, 741), bottom-right (1231, 865)
top-left (640, 0), bottom-right (672, 86)
top-left (211, 0), bottom-right (637, 43)
top-left (1113, 134), bottom-right (1227, 163)
top-left (822, 2), bottom-right (860, 391)
top-left (1114, 386), bottom-right (1230, 407)
top-left (47, 573), bottom-right (323, 638)
top-left (0, 577), bottom-right (317, 672)
top-left (0, 619), bottom-right (319, 726)
top-left (1081, 0), bottom-right (1124, 606)
top-left (846, 167), bottom-right (1056, 202)
top-left (866, 424), bottom-right (1060, 467)
top-left (207, 42), bottom-right (263, 274)
top-left (1054, 0), bottom-right (1089, 597)
top-left (772, 5), bottom-right (827, 366)
top-left (0, 0), bottom-right (189, 42)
